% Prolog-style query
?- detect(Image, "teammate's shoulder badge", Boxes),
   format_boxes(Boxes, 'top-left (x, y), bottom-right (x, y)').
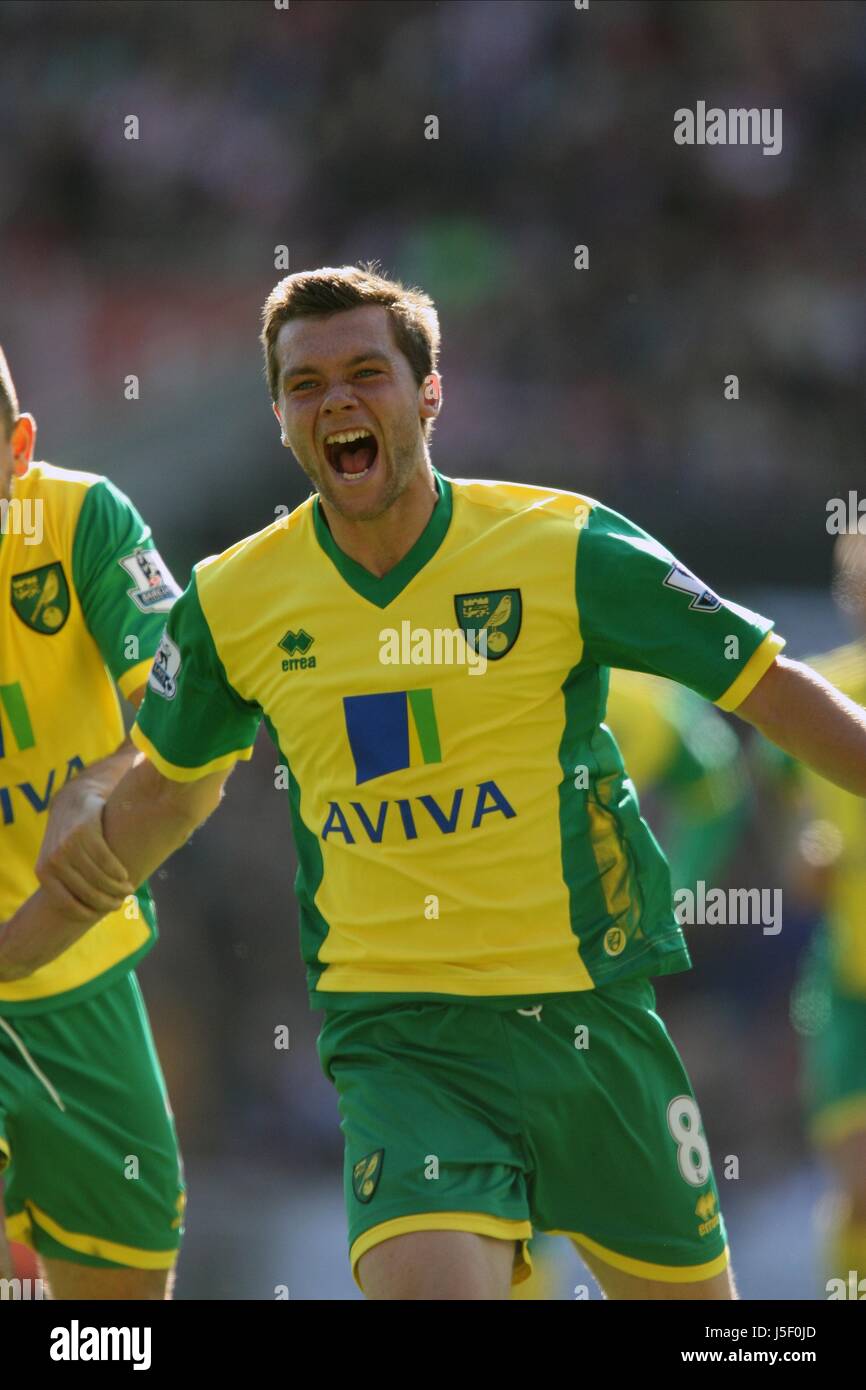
top-left (352, 1149), bottom-right (384, 1203)
top-left (148, 628), bottom-right (182, 700)
top-left (11, 561), bottom-right (70, 634)
top-left (119, 548), bottom-right (181, 613)
top-left (454, 589), bottom-right (522, 660)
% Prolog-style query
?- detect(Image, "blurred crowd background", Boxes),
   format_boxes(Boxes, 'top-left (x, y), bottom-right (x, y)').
top-left (2, 0), bottom-right (865, 1297)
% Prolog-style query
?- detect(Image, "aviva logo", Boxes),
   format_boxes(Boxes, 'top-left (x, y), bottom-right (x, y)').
top-left (0, 682), bottom-right (87, 828)
top-left (329, 689), bottom-right (515, 842)
top-left (0, 683), bottom-right (35, 758)
top-left (322, 781), bottom-right (515, 843)
top-left (344, 689), bottom-right (441, 785)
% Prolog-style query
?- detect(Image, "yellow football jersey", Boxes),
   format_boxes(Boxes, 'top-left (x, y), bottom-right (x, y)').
top-left (0, 462), bottom-right (180, 1011)
top-left (133, 469), bottom-right (782, 1008)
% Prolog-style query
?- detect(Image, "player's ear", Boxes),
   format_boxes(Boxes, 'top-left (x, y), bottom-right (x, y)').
top-left (11, 413), bottom-right (35, 475)
top-left (419, 373), bottom-right (442, 422)
top-left (272, 402), bottom-right (289, 447)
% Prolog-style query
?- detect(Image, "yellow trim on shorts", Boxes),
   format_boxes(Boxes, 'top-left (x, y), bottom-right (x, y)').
top-left (810, 1093), bottom-right (866, 1148)
top-left (130, 721), bottom-right (254, 782)
top-left (8, 1200), bottom-right (178, 1270)
top-left (714, 630), bottom-right (785, 712)
top-left (554, 1229), bottom-right (730, 1283)
top-left (350, 1212), bottom-right (534, 1291)
top-left (0, 1135), bottom-right (10, 1173)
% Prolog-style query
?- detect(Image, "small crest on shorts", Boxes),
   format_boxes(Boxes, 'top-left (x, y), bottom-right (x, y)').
top-left (171, 1189), bottom-right (187, 1231)
top-left (603, 926), bottom-right (627, 957)
top-left (352, 1148), bottom-right (384, 1203)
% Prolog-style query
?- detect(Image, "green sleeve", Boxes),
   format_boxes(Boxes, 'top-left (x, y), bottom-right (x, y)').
top-left (132, 571), bottom-right (262, 779)
top-left (577, 503), bottom-right (779, 702)
top-left (71, 478), bottom-right (183, 694)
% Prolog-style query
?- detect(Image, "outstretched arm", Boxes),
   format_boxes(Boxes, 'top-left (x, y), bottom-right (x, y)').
top-left (735, 655), bottom-right (866, 796)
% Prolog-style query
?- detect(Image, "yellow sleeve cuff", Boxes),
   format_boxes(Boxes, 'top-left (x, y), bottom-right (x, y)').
top-left (715, 630), bottom-right (786, 712)
top-left (130, 721), bottom-right (255, 782)
top-left (118, 656), bottom-right (157, 700)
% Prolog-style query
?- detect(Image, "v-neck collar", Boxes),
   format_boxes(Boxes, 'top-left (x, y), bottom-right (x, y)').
top-left (312, 467), bottom-right (453, 608)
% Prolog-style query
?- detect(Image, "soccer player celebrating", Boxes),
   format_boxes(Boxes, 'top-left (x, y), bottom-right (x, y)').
top-left (0, 348), bottom-right (185, 1299)
top-left (6, 266), bottom-right (866, 1301)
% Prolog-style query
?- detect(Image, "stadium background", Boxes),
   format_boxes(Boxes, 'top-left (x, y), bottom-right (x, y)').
top-left (2, 0), bottom-right (864, 1298)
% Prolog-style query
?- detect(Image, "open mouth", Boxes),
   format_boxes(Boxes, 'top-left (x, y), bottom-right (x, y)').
top-left (323, 428), bottom-right (379, 482)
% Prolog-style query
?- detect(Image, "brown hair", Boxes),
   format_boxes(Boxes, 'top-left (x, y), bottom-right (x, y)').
top-left (260, 261), bottom-right (441, 442)
top-left (0, 346), bottom-right (19, 440)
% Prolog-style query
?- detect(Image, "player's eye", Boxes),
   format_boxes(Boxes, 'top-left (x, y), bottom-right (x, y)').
top-left (291, 371), bottom-right (379, 391)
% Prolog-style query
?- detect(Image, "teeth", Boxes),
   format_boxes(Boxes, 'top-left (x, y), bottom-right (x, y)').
top-left (324, 428), bottom-right (374, 445)
top-left (337, 464), bottom-right (372, 482)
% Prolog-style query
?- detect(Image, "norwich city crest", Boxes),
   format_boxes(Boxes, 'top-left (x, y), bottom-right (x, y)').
top-left (352, 1149), bottom-right (384, 1203)
top-left (454, 589), bottom-right (522, 661)
top-left (11, 561), bottom-right (70, 634)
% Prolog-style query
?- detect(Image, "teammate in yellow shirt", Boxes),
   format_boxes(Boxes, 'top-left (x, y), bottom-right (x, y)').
top-left (0, 348), bottom-right (185, 1298)
top-left (773, 534), bottom-right (866, 1293)
top-left (5, 267), bottom-right (866, 1302)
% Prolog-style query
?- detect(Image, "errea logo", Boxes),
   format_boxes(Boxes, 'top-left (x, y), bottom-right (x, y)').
top-left (695, 1191), bottom-right (720, 1237)
top-left (279, 629), bottom-right (316, 671)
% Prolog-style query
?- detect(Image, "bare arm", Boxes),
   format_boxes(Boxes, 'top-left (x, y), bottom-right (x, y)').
top-left (101, 755), bottom-right (229, 887)
top-left (0, 756), bottom-right (229, 981)
top-left (736, 655), bottom-right (866, 795)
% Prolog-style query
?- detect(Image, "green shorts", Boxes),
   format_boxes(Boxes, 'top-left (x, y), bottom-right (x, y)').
top-left (317, 976), bottom-right (729, 1290)
top-left (0, 970), bottom-right (184, 1269)
top-left (793, 931), bottom-right (866, 1148)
